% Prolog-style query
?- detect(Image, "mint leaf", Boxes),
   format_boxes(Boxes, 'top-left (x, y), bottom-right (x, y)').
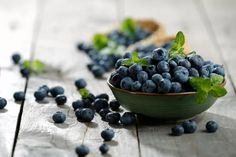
top-left (210, 85), bottom-right (227, 97)
top-left (121, 18), bottom-right (136, 37)
top-left (93, 33), bottom-right (108, 50)
top-left (169, 31), bottom-right (186, 59)
top-left (79, 88), bottom-right (90, 98)
top-left (210, 74), bottom-right (224, 85)
top-left (121, 52), bottom-right (149, 67)
top-left (22, 59), bottom-right (45, 74)
top-left (22, 60), bottom-right (31, 70)
top-left (196, 88), bottom-right (208, 104)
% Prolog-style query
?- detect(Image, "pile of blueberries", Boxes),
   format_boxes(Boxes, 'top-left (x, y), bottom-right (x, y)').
top-left (110, 47), bottom-right (225, 93)
top-left (12, 53), bottom-right (31, 78)
top-left (77, 27), bottom-right (152, 78)
top-left (171, 120), bottom-right (218, 136)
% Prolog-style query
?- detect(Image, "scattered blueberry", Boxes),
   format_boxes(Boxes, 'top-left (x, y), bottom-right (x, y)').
top-left (0, 97), bottom-right (7, 109)
top-left (12, 53), bottom-right (21, 64)
top-left (55, 94), bottom-right (67, 105)
top-left (75, 144), bottom-right (89, 156)
top-left (109, 100), bottom-right (120, 111)
top-left (99, 143), bottom-right (109, 154)
top-left (206, 121), bottom-right (218, 133)
top-left (52, 111), bottom-right (66, 123)
top-left (38, 85), bottom-right (50, 94)
top-left (50, 86), bottom-right (64, 97)
top-left (75, 79), bottom-right (87, 89)
top-left (20, 68), bottom-right (30, 78)
top-left (105, 112), bottom-right (121, 124)
top-left (95, 93), bottom-right (109, 101)
top-left (72, 100), bottom-right (84, 110)
top-left (182, 120), bottom-right (197, 133)
top-left (171, 125), bottom-right (184, 136)
top-left (91, 65), bottom-right (105, 78)
top-left (120, 112), bottom-right (136, 125)
top-left (94, 98), bottom-right (109, 112)
top-left (101, 128), bottom-right (115, 141)
top-left (13, 91), bottom-right (25, 101)
top-left (34, 89), bottom-right (47, 101)
top-left (75, 108), bottom-right (94, 122)
top-left (99, 108), bottom-right (111, 120)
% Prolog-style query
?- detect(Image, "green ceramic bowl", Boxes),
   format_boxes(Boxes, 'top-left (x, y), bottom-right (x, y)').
top-left (107, 79), bottom-right (226, 120)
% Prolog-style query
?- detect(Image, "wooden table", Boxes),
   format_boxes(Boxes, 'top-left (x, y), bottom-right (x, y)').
top-left (0, 0), bottom-right (236, 156)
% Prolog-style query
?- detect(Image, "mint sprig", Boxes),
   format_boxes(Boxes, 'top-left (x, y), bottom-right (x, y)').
top-left (121, 18), bottom-right (136, 38)
top-left (22, 59), bottom-right (45, 74)
top-left (169, 31), bottom-right (186, 59)
top-left (190, 74), bottom-right (227, 104)
top-left (121, 52), bottom-right (149, 66)
top-left (79, 88), bottom-right (90, 98)
top-left (93, 33), bottom-right (108, 50)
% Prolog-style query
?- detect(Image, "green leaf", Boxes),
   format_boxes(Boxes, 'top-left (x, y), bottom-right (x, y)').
top-left (196, 88), bottom-right (209, 104)
top-left (175, 31), bottom-right (185, 47)
top-left (121, 18), bottom-right (136, 37)
top-left (190, 77), bottom-right (211, 90)
top-left (132, 52), bottom-right (139, 62)
top-left (210, 74), bottom-right (224, 85)
top-left (137, 58), bottom-right (149, 66)
top-left (93, 33), bottom-right (108, 50)
top-left (22, 60), bottom-right (31, 70)
top-left (79, 88), bottom-right (90, 98)
top-left (210, 85), bottom-right (227, 97)
top-left (121, 58), bottom-right (133, 66)
top-left (169, 31), bottom-right (186, 59)
top-left (121, 52), bottom-right (149, 67)
top-left (22, 59), bottom-right (45, 74)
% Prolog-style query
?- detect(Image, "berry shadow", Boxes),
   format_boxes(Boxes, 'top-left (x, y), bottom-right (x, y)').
top-left (105, 140), bottom-right (119, 146)
top-left (108, 123), bottom-right (123, 129)
top-left (53, 123), bottom-right (70, 129)
top-left (102, 153), bottom-right (112, 157)
top-left (14, 100), bottom-right (23, 105)
top-left (57, 104), bottom-right (71, 109)
top-left (86, 121), bottom-right (98, 128)
top-left (0, 109), bottom-right (8, 113)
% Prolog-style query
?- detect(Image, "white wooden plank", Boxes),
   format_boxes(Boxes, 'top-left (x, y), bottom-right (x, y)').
top-left (124, 0), bottom-right (236, 156)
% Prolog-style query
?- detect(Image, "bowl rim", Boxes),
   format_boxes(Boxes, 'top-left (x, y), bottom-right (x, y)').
top-left (107, 77), bottom-right (226, 96)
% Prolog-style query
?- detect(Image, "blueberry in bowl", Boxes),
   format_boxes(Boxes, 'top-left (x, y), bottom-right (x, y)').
top-left (107, 31), bottom-right (227, 120)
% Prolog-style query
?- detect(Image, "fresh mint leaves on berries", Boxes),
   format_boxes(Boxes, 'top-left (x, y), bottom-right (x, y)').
top-left (122, 52), bottom-right (149, 66)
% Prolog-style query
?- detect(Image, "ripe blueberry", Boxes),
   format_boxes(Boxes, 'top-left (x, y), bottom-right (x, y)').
top-left (49, 86), bottom-right (64, 97)
top-left (171, 125), bottom-right (184, 136)
top-left (142, 80), bottom-right (156, 93)
top-left (55, 94), bottom-right (67, 105)
top-left (13, 91), bottom-right (25, 101)
top-left (105, 112), bottom-right (121, 124)
top-left (99, 143), bottom-right (109, 154)
top-left (120, 112), bottom-right (136, 125)
top-left (52, 111), bottom-right (66, 123)
top-left (206, 121), bottom-right (218, 133)
top-left (75, 144), bottom-right (89, 156)
top-left (74, 79), bottom-right (87, 89)
top-left (0, 97), bottom-right (7, 109)
top-left (101, 128), bottom-right (115, 141)
top-left (182, 120), bottom-right (197, 133)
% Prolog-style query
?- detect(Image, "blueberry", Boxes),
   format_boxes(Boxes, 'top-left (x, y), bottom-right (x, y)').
top-left (182, 120), bottom-right (197, 133)
top-left (143, 56), bottom-right (153, 65)
top-left (142, 80), bottom-right (156, 93)
top-left (169, 60), bottom-right (177, 69)
top-left (86, 93), bottom-right (95, 103)
top-left (74, 79), bottom-right (87, 89)
top-left (99, 143), bottom-right (109, 154)
top-left (99, 108), bottom-right (111, 120)
top-left (80, 108), bottom-right (95, 122)
top-left (188, 55), bottom-right (204, 69)
top-left (55, 94), bottom-right (67, 105)
top-left (52, 111), bottom-right (66, 123)
top-left (77, 42), bottom-right (85, 51)
top-left (170, 82), bottom-right (182, 93)
top-left (49, 86), bottom-right (64, 97)
top-left (157, 61), bottom-right (170, 73)
top-left (101, 128), bottom-right (115, 141)
top-left (171, 125), bottom-right (184, 136)
top-left (157, 79), bottom-right (171, 93)
top-left (110, 73), bottom-right (122, 87)
top-left (95, 93), bottom-right (109, 101)
top-left (109, 100), bottom-right (120, 111)
top-left (137, 71), bottom-right (148, 83)
top-left (213, 65), bottom-right (225, 76)
top-left (131, 81), bottom-right (142, 91)
top-left (75, 144), bottom-right (89, 156)
top-left (82, 98), bottom-right (92, 108)
top-left (203, 64), bottom-right (214, 73)
top-left (115, 59), bottom-right (123, 69)
top-left (0, 97), bottom-right (7, 109)
top-left (129, 63), bottom-right (142, 76)
top-left (123, 52), bottom-right (132, 58)
top-left (206, 121), bottom-right (218, 133)
top-left (94, 98), bottom-right (109, 112)
top-left (189, 68), bottom-right (199, 77)
top-left (34, 89), bottom-right (47, 101)
top-left (120, 112), bottom-right (136, 125)
top-left (13, 91), bottom-right (25, 101)
top-left (38, 85), bottom-right (50, 94)
top-left (200, 66), bottom-right (210, 77)
top-left (145, 65), bottom-right (156, 77)
top-left (105, 112), bottom-right (121, 124)
top-left (116, 66), bottom-right (129, 77)
top-left (173, 66), bottom-right (189, 83)
top-left (152, 48), bottom-right (168, 61)
top-left (178, 59), bottom-right (191, 69)
top-left (151, 74), bottom-right (163, 84)
top-left (20, 68), bottom-right (30, 78)
top-left (91, 65), bottom-right (105, 78)
top-left (72, 100), bottom-right (84, 110)
top-left (120, 77), bottom-right (133, 90)
top-left (162, 72), bottom-right (171, 80)
top-left (12, 53), bottom-right (21, 64)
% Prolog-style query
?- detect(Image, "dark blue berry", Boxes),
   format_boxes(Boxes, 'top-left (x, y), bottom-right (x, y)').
top-left (182, 120), bottom-right (197, 133)
top-left (49, 86), bottom-right (64, 97)
top-left (189, 68), bottom-right (199, 77)
top-left (99, 108), bottom-right (111, 120)
top-left (38, 85), bottom-right (50, 94)
top-left (52, 111), bottom-right (66, 123)
top-left (169, 60), bottom-right (177, 69)
top-left (94, 98), bottom-right (109, 112)
top-left (80, 108), bottom-right (94, 122)
top-left (123, 52), bottom-right (132, 58)
top-left (213, 65), bottom-right (225, 76)
top-left (131, 81), bottom-right (142, 91)
top-left (115, 59), bottom-right (123, 69)
top-left (173, 66), bottom-right (189, 83)
top-left (151, 74), bottom-right (163, 84)
top-left (129, 63), bottom-right (142, 76)
top-left (116, 66), bottom-right (129, 77)
top-left (120, 77), bottom-right (133, 90)
top-left (72, 100), bottom-right (84, 110)
top-left (20, 68), bottom-right (30, 78)
top-left (109, 100), bottom-right (120, 111)
top-left (105, 112), bottom-right (121, 124)
top-left (12, 53), bottom-right (21, 64)
top-left (0, 97), bottom-right (7, 109)
top-left (200, 66), bottom-right (210, 77)
top-left (101, 128), bottom-right (115, 141)
top-left (206, 121), bottom-right (218, 133)
top-left (95, 93), bottom-right (109, 101)
top-left (157, 79), bottom-right (171, 93)
top-left (55, 94), bottom-right (67, 105)
top-left (91, 65), bottom-right (105, 78)
top-left (99, 143), bottom-right (109, 154)
top-left (137, 71), bottom-right (148, 83)
top-left (162, 72), bottom-right (171, 80)
top-left (178, 59), bottom-right (191, 69)
top-left (82, 98), bottom-right (92, 108)
top-left (188, 55), bottom-right (204, 69)
top-left (13, 91), bottom-right (25, 101)
top-left (152, 48), bottom-right (168, 61)
top-left (170, 82), bottom-right (182, 93)
top-left (157, 61), bottom-right (169, 73)
top-left (110, 73), bottom-right (122, 87)
top-left (145, 65), bottom-right (156, 77)
top-left (74, 79), bottom-right (87, 89)
top-left (34, 89), bottom-right (47, 101)
top-left (142, 80), bottom-right (156, 93)
top-left (75, 144), bottom-right (89, 156)
top-left (120, 112), bottom-right (136, 125)
top-left (171, 125), bottom-right (184, 136)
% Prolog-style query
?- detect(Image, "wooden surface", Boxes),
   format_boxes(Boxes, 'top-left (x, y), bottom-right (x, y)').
top-left (0, 0), bottom-right (236, 157)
